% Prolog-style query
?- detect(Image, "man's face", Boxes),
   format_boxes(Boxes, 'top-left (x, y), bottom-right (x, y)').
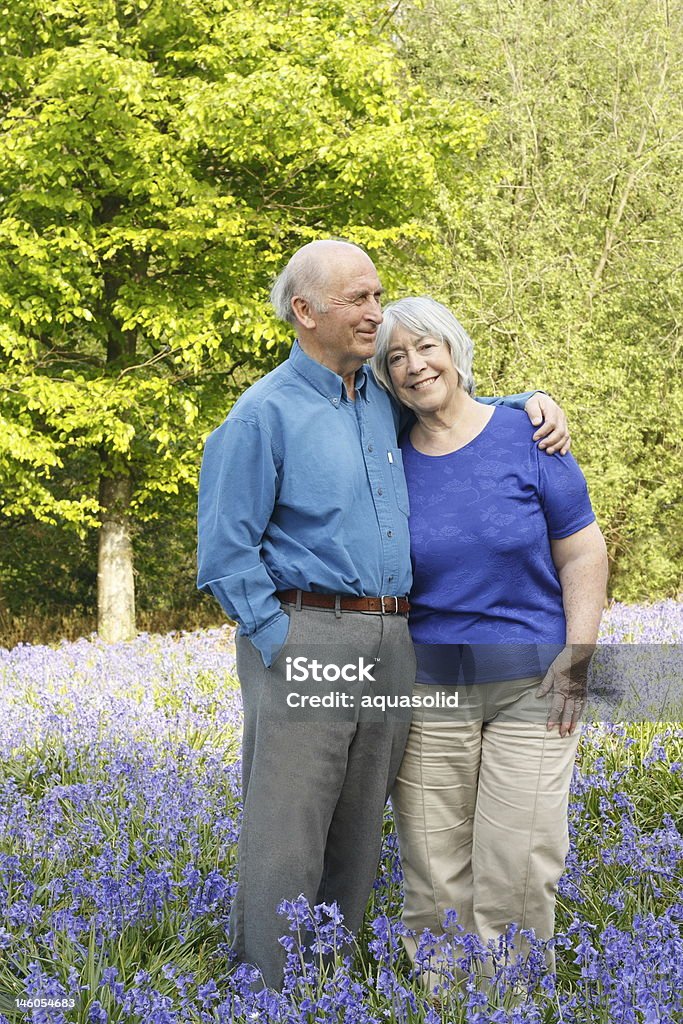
top-left (313, 251), bottom-right (384, 372)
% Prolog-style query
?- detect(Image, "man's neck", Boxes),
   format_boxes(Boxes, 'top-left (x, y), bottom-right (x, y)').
top-left (297, 338), bottom-right (361, 401)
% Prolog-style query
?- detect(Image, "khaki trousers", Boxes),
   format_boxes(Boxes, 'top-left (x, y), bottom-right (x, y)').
top-left (391, 679), bottom-right (580, 985)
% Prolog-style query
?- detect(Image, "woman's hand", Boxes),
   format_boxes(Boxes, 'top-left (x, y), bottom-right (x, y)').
top-left (541, 522), bottom-right (609, 734)
top-left (536, 644), bottom-right (594, 736)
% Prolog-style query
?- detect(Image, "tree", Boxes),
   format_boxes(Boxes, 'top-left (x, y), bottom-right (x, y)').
top-left (400, 0), bottom-right (683, 600)
top-left (0, 0), bottom-right (486, 638)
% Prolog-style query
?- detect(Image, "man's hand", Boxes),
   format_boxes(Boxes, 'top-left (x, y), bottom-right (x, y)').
top-left (536, 644), bottom-right (595, 736)
top-left (525, 393), bottom-right (570, 454)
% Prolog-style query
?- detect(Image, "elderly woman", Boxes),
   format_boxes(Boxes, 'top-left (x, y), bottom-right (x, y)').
top-left (372, 297), bottom-right (608, 982)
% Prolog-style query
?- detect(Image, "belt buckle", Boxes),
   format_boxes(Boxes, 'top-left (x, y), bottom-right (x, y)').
top-left (381, 595), bottom-right (399, 614)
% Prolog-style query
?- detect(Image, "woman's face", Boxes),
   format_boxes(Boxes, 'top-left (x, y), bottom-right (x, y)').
top-left (386, 325), bottom-right (461, 413)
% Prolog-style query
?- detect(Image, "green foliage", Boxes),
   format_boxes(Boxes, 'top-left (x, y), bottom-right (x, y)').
top-left (0, 0), bottom-right (482, 529)
top-left (4, 0), bottom-right (678, 618)
top-left (400, 0), bottom-right (683, 601)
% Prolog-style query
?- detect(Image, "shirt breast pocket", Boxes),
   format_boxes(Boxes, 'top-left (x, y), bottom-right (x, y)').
top-left (388, 448), bottom-right (410, 516)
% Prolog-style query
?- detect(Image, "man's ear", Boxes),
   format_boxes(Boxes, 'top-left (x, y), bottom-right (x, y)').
top-left (291, 295), bottom-right (318, 330)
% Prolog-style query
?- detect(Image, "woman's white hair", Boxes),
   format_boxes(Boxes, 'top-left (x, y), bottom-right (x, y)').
top-left (372, 296), bottom-right (476, 398)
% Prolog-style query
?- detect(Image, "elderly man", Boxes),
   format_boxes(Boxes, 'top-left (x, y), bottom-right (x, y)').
top-left (197, 240), bottom-right (568, 989)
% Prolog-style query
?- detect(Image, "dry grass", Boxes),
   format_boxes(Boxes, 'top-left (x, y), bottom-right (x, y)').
top-left (0, 605), bottom-right (227, 650)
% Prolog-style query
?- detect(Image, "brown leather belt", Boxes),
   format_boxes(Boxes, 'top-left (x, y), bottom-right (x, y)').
top-left (276, 589), bottom-right (410, 615)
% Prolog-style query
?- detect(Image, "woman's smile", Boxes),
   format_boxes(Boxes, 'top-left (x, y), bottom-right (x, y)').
top-left (410, 375), bottom-right (440, 391)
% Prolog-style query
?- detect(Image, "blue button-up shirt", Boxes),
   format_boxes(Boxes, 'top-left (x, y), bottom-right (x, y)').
top-left (197, 341), bottom-right (532, 665)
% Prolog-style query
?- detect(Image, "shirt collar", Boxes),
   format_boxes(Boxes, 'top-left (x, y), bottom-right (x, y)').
top-left (288, 340), bottom-right (371, 405)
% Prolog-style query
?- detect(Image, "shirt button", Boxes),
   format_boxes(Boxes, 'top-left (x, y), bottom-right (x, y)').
top-left (389, 576), bottom-right (394, 582)
top-left (367, 444), bottom-right (373, 452)
top-left (377, 487), bottom-right (383, 496)
top-left (387, 530), bottom-right (393, 538)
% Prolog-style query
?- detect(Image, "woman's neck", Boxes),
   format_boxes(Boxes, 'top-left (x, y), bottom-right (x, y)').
top-left (410, 393), bottom-right (494, 455)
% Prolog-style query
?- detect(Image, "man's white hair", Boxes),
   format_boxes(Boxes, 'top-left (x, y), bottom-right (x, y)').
top-left (270, 240), bottom-right (368, 326)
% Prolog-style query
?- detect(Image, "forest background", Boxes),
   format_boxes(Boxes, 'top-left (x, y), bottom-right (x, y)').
top-left (0, 0), bottom-right (681, 647)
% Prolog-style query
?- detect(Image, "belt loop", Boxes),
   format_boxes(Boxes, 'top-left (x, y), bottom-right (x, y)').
top-left (295, 589), bottom-right (303, 612)
top-left (334, 594), bottom-right (342, 619)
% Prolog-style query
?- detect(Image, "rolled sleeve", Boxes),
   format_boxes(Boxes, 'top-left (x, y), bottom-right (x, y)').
top-left (476, 391), bottom-right (537, 409)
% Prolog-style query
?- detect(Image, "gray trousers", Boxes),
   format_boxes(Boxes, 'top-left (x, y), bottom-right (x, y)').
top-left (230, 604), bottom-right (416, 989)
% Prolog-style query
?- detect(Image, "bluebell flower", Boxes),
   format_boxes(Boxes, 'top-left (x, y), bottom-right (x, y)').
top-left (1, 616), bottom-right (682, 1023)
top-left (88, 1001), bottom-right (108, 1023)
top-left (199, 978), bottom-right (223, 1007)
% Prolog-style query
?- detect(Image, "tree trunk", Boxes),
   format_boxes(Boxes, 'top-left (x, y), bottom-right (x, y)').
top-left (97, 261), bottom-right (138, 644)
top-left (97, 472), bottom-right (136, 642)
top-left (0, 588), bottom-right (9, 639)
